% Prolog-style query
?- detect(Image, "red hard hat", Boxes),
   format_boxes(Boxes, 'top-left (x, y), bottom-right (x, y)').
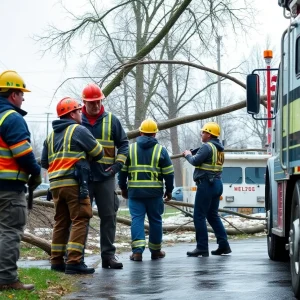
top-left (56, 97), bottom-right (82, 117)
top-left (82, 83), bottom-right (105, 101)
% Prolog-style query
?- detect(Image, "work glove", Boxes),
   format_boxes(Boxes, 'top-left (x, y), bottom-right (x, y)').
top-left (163, 191), bottom-right (172, 202)
top-left (121, 189), bottom-right (128, 199)
top-left (27, 174), bottom-right (42, 191)
top-left (105, 162), bottom-right (122, 176)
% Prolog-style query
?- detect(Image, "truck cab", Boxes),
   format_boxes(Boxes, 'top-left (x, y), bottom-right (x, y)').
top-left (246, 1), bottom-right (300, 297)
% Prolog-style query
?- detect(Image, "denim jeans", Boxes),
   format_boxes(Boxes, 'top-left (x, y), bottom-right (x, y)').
top-left (129, 197), bottom-right (164, 254)
top-left (193, 178), bottom-right (229, 251)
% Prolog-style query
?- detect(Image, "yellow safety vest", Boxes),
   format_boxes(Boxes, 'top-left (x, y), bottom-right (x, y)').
top-left (127, 143), bottom-right (164, 188)
top-left (196, 142), bottom-right (224, 172)
top-left (0, 110), bottom-right (29, 182)
top-left (47, 124), bottom-right (86, 189)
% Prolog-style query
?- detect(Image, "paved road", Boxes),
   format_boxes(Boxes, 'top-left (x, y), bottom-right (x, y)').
top-left (18, 238), bottom-right (295, 299)
top-left (52, 238), bottom-right (294, 300)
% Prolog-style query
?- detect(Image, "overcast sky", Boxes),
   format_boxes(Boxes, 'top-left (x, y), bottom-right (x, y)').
top-left (0, 0), bottom-right (290, 127)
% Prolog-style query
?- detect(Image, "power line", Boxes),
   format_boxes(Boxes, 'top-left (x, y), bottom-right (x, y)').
top-left (0, 60), bottom-right (8, 69)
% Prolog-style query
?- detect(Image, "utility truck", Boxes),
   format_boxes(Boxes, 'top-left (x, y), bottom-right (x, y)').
top-left (183, 153), bottom-right (269, 214)
top-left (246, 1), bottom-right (300, 297)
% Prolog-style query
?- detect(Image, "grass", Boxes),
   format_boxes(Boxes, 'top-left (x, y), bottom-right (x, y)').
top-left (20, 247), bottom-right (49, 261)
top-left (0, 268), bottom-right (76, 299)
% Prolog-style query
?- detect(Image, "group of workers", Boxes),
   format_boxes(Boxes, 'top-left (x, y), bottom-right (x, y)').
top-left (0, 70), bottom-right (230, 291)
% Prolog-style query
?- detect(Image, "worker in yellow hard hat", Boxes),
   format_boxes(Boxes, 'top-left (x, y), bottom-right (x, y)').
top-left (0, 70), bottom-right (41, 291)
top-left (183, 121), bottom-right (231, 257)
top-left (118, 118), bottom-right (174, 262)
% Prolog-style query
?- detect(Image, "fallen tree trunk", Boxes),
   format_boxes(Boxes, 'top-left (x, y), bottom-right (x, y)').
top-left (22, 232), bottom-right (51, 255)
top-left (23, 196), bottom-right (266, 255)
top-left (112, 215), bottom-right (266, 234)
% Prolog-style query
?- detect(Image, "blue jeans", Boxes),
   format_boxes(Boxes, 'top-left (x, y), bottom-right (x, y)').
top-left (129, 197), bottom-right (164, 254)
top-left (193, 178), bottom-right (229, 251)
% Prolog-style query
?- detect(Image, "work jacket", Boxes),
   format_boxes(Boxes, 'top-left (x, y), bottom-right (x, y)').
top-left (0, 97), bottom-right (40, 192)
top-left (82, 110), bottom-right (129, 181)
top-left (41, 119), bottom-right (103, 190)
top-left (118, 135), bottom-right (174, 199)
top-left (185, 138), bottom-right (224, 182)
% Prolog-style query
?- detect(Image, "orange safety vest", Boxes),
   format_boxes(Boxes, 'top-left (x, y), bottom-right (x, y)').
top-left (0, 110), bottom-right (29, 182)
top-left (47, 124), bottom-right (86, 189)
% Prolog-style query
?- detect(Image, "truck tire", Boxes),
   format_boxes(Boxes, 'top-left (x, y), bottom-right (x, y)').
top-left (267, 185), bottom-right (288, 261)
top-left (290, 180), bottom-right (300, 298)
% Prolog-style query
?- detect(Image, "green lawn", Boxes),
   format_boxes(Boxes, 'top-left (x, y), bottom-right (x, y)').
top-left (0, 268), bottom-right (75, 299)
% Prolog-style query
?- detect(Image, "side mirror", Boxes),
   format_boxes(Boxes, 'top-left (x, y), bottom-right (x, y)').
top-left (246, 74), bottom-right (260, 115)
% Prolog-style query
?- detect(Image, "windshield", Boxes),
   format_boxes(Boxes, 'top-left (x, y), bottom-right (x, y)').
top-left (245, 167), bottom-right (265, 184)
top-left (222, 167), bottom-right (242, 184)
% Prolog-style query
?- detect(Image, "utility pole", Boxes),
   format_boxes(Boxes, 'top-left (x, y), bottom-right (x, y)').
top-left (216, 35), bottom-right (222, 142)
top-left (45, 111), bottom-right (52, 137)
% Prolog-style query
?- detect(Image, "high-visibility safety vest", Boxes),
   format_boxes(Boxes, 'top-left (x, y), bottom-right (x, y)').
top-left (0, 110), bottom-right (30, 182)
top-left (96, 112), bottom-right (126, 165)
top-left (47, 124), bottom-right (86, 189)
top-left (196, 142), bottom-right (224, 172)
top-left (127, 143), bottom-right (165, 188)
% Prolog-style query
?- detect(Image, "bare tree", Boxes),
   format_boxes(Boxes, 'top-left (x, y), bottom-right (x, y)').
top-left (28, 123), bottom-right (46, 158)
top-left (37, 0), bottom-right (257, 185)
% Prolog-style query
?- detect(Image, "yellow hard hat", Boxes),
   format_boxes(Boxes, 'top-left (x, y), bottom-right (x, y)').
top-left (0, 70), bottom-right (30, 92)
top-left (201, 122), bottom-right (220, 137)
top-left (139, 119), bottom-right (159, 134)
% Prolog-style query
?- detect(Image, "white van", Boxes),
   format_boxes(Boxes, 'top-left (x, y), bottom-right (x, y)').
top-left (182, 153), bottom-right (270, 214)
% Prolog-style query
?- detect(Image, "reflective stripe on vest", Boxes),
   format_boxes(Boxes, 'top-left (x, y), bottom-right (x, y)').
top-left (128, 143), bottom-right (163, 188)
top-left (0, 110), bottom-right (29, 182)
top-left (47, 124), bottom-right (86, 183)
top-left (96, 112), bottom-right (115, 165)
top-left (195, 142), bottom-right (224, 172)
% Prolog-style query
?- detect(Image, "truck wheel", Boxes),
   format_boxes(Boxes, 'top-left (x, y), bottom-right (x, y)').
top-left (267, 186), bottom-right (288, 261)
top-left (290, 180), bottom-right (300, 298)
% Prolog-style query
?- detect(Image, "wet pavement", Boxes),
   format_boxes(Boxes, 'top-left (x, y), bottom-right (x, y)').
top-left (18, 238), bottom-right (296, 300)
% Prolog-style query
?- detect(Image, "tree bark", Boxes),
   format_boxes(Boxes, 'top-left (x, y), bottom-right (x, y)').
top-left (22, 232), bottom-right (51, 255)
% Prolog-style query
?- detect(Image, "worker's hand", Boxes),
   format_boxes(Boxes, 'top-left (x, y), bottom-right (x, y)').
top-left (105, 163), bottom-right (122, 176)
top-left (163, 191), bottom-right (172, 202)
top-left (27, 174), bottom-right (42, 191)
top-left (182, 150), bottom-right (192, 157)
top-left (121, 189), bottom-right (128, 199)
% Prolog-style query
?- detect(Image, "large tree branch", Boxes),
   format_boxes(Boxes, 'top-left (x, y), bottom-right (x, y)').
top-left (118, 60), bottom-right (246, 90)
top-left (126, 95), bottom-right (268, 139)
top-left (102, 0), bottom-right (193, 96)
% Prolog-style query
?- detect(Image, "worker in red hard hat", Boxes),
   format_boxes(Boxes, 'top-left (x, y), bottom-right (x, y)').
top-left (41, 97), bottom-right (103, 275)
top-left (81, 83), bottom-right (129, 269)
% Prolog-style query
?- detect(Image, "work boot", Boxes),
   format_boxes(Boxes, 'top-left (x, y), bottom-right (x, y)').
top-left (187, 248), bottom-right (209, 257)
top-left (51, 263), bottom-right (66, 272)
top-left (211, 246), bottom-right (232, 255)
top-left (130, 253), bottom-right (143, 261)
top-left (102, 256), bottom-right (123, 269)
top-left (0, 280), bottom-right (34, 291)
top-left (151, 250), bottom-right (166, 260)
top-left (65, 262), bottom-right (95, 275)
